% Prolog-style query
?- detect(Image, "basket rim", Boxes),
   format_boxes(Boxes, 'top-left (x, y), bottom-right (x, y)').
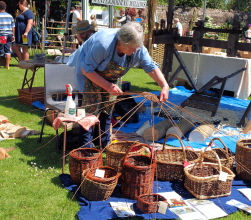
top-left (184, 162), bottom-right (235, 182)
top-left (69, 148), bottom-right (102, 160)
top-left (106, 141), bottom-right (141, 153)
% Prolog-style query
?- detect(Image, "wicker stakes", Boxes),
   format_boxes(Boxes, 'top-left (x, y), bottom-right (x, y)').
top-left (236, 139), bottom-right (251, 181)
top-left (121, 143), bottom-right (156, 200)
top-left (184, 151), bottom-right (235, 199)
top-left (155, 133), bottom-right (199, 181)
top-left (203, 137), bottom-right (235, 171)
top-left (69, 148), bottom-right (103, 185)
top-left (81, 166), bottom-right (120, 201)
top-left (137, 194), bottom-right (167, 214)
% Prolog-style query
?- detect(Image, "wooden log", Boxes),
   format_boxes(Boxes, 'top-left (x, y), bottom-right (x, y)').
top-left (143, 119), bottom-right (172, 141)
top-left (243, 119), bottom-right (251, 134)
top-left (189, 124), bottom-right (215, 143)
top-left (165, 117), bottom-right (194, 138)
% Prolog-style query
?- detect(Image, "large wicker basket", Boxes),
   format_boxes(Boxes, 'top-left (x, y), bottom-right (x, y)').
top-left (106, 141), bottom-right (145, 172)
top-left (81, 166), bottom-right (120, 201)
top-left (236, 139), bottom-right (251, 181)
top-left (184, 151), bottom-right (235, 199)
top-left (137, 194), bottom-right (167, 214)
top-left (203, 137), bottom-right (235, 171)
top-left (155, 133), bottom-right (200, 181)
top-left (121, 143), bottom-right (156, 200)
top-left (69, 148), bottom-right (103, 185)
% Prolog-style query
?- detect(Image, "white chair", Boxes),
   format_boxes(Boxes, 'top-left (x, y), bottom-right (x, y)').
top-left (38, 64), bottom-right (78, 144)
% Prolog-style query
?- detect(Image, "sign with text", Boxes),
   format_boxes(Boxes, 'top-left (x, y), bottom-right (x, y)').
top-left (91, 0), bottom-right (148, 8)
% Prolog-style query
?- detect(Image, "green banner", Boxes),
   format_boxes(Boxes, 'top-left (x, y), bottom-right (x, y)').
top-left (91, 0), bottom-right (148, 8)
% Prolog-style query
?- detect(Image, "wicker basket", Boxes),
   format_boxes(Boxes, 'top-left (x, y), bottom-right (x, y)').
top-left (121, 143), bottom-right (156, 200)
top-left (184, 151), bottom-right (235, 199)
top-left (236, 139), bottom-right (251, 181)
top-left (137, 194), bottom-right (167, 214)
top-left (69, 148), bottom-right (103, 185)
top-left (81, 166), bottom-right (120, 201)
top-left (155, 133), bottom-right (199, 181)
top-left (17, 87), bottom-right (44, 106)
top-left (203, 137), bottom-right (235, 171)
top-left (106, 141), bottom-right (146, 173)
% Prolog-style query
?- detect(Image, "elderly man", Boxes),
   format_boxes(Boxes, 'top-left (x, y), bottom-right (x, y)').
top-left (174, 18), bottom-right (183, 36)
top-left (0, 1), bottom-right (15, 69)
top-left (67, 21), bottom-right (169, 148)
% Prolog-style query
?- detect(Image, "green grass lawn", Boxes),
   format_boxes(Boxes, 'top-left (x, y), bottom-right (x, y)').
top-left (0, 55), bottom-right (249, 219)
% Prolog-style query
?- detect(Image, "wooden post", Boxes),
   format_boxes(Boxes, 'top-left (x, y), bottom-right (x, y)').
top-left (162, 0), bottom-right (175, 82)
top-left (192, 20), bottom-right (204, 53)
top-left (227, 22), bottom-right (240, 57)
top-left (146, 0), bottom-right (157, 57)
top-left (42, 17), bottom-right (45, 53)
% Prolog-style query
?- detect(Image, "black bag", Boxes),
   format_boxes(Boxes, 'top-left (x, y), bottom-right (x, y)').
top-left (58, 130), bottom-right (79, 151)
top-left (32, 28), bottom-right (41, 44)
top-left (113, 95), bottom-right (139, 123)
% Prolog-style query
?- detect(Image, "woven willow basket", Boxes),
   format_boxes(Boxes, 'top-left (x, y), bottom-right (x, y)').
top-left (137, 194), bottom-right (167, 214)
top-left (69, 148), bottom-right (103, 185)
top-left (184, 151), bottom-right (235, 199)
top-left (106, 141), bottom-right (146, 173)
top-left (81, 166), bottom-right (120, 201)
top-left (121, 143), bottom-right (155, 200)
top-left (203, 137), bottom-right (235, 171)
top-left (155, 133), bottom-right (200, 181)
top-left (236, 139), bottom-right (251, 181)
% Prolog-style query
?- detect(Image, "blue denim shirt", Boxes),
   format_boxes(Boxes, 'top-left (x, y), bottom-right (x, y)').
top-left (67, 28), bottom-right (158, 92)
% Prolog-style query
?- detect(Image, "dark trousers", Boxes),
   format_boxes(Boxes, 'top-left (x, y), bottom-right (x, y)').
top-left (78, 112), bottom-right (112, 148)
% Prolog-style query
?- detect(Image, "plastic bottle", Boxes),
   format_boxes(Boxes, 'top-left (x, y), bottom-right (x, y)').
top-left (64, 84), bottom-right (76, 118)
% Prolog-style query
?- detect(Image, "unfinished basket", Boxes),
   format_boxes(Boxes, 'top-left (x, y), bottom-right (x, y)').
top-left (81, 167), bottom-right (120, 201)
top-left (184, 151), bottom-right (235, 199)
top-left (236, 139), bottom-right (251, 181)
top-left (121, 143), bottom-right (156, 200)
top-left (69, 148), bottom-right (103, 185)
top-left (203, 137), bottom-right (235, 171)
top-left (155, 133), bottom-right (199, 181)
top-left (137, 194), bottom-right (167, 214)
top-left (106, 141), bottom-right (145, 173)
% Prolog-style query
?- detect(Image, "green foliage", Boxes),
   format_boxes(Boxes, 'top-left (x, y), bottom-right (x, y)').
top-left (226, 0), bottom-right (251, 11)
top-left (174, 0), bottom-right (203, 7)
top-left (206, 0), bottom-right (227, 9)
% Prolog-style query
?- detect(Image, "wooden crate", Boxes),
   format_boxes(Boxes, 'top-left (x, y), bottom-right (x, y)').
top-left (17, 87), bottom-right (44, 106)
top-left (239, 51), bottom-right (251, 59)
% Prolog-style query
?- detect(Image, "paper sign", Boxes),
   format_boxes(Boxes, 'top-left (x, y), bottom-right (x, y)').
top-left (158, 201), bottom-right (167, 214)
top-left (95, 169), bottom-right (105, 178)
top-left (219, 171), bottom-right (228, 181)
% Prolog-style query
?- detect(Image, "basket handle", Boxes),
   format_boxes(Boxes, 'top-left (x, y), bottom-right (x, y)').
top-left (200, 150), bottom-right (222, 173)
top-left (162, 133), bottom-right (187, 161)
top-left (122, 143), bottom-right (154, 165)
top-left (206, 137), bottom-right (230, 159)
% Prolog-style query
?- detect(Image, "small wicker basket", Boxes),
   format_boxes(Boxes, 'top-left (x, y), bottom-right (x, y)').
top-left (203, 137), bottom-right (235, 171)
top-left (121, 143), bottom-right (156, 200)
top-left (81, 166), bottom-right (120, 201)
top-left (155, 133), bottom-right (199, 181)
top-left (137, 194), bottom-right (167, 214)
top-left (184, 150), bottom-right (235, 199)
top-left (236, 139), bottom-right (251, 181)
top-left (69, 148), bottom-right (103, 185)
top-left (106, 141), bottom-right (145, 172)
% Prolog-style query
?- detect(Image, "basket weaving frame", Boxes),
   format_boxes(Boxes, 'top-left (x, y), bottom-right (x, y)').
top-left (69, 148), bottom-right (103, 185)
top-left (236, 139), bottom-right (251, 181)
top-left (155, 133), bottom-right (199, 181)
top-left (136, 194), bottom-right (167, 214)
top-left (121, 143), bottom-right (156, 200)
top-left (203, 137), bottom-right (235, 171)
top-left (184, 151), bottom-right (235, 199)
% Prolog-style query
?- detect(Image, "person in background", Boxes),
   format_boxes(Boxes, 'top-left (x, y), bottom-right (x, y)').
top-left (13, 0), bottom-right (34, 61)
top-left (72, 3), bottom-right (82, 49)
top-left (56, 22), bottom-right (65, 47)
top-left (173, 18), bottom-right (183, 36)
top-left (89, 14), bottom-right (98, 32)
top-left (67, 21), bottom-right (169, 149)
top-left (116, 9), bottom-right (131, 26)
top-left (0, 1), bottom-right (15, 69)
